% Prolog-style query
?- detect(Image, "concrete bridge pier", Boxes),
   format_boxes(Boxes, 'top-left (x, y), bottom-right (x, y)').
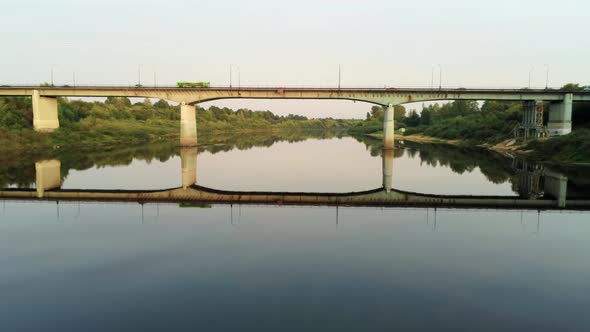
top-left (180, 102), bottom-right (197, 146)
top-left (383, 103), bottom-right (395, 149)
top-left (35, 160), bottom-right (62, 198)
top-left (544, 170), bottom-right (568, 208)
top-left (181, 147), bottom-right (197, 189)
top-left (547, 93), bottom-right (573, 136)
top-left (382, 149), bottom-right (394, 192)
top-left (32, 90), bottom-right (59, 132)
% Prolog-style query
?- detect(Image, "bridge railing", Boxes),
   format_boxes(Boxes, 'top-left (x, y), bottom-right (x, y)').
top-left (2, 84), bottom-right (589, 93)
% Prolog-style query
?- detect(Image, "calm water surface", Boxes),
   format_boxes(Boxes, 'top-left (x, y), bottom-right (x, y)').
top-left (1, 134), bottom-right (589, 331)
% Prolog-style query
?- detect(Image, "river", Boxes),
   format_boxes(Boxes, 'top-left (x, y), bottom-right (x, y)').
top-left (1, 133), bottom-right (589, 331)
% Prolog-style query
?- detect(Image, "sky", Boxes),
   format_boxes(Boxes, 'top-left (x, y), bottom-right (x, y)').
top-left (1, 0), bottom-right (589, 118)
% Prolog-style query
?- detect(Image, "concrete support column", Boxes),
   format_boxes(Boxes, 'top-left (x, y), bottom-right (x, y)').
top-left (181, 147), bottom-right (197, 189)
top-left (382, 149), bottom-right (394, 192)
top-left (383, 103), bottom-right (395, 149)
top-left (523, 101), bottom-right (534, 127)
top-left (32, 90), bottom-right (59, 132)
top-left (544, 170), bottom-right (568, 208)
top-left (35, 160), bottom-right (62, 198)
top-left (547, 93), bottom-right (573, 136)
top-left (180, 102), bottom-right (197, 146)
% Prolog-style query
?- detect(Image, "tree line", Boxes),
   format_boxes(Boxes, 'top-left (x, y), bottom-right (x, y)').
top-left (355, 83), bottom-right (590, 143)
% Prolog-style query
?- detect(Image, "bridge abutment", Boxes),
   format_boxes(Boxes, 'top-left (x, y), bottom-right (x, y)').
top-left (32, 90), bottom-right (59, 132)
top-left (35, 160), bottom-right (62, 198)
top-left (547, 93), bottom-right (573, 136)
top-left (181, 147), bottom-right (197, 189)
top-left (180, 103), bottom-right (197, 146)
top-left (383, 104), bottom-right (395, 149)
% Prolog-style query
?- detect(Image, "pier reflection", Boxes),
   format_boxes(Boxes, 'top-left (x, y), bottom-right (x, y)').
top-left (181, 147), bottom-right (197, 189)
top-left (382, 149), bottom-right (393, 192)
top-left (512, 158), bottom-right (568, 207)
top-left (22, 151), bottom-right (590, 210)
top-left (35, 160), bottom-right (62, 198)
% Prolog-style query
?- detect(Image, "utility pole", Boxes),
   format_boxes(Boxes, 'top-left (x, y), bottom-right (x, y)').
top-left (438, 64), bottom-right (442, 89)
top-left (431, 67), bottom-right (434, 88)
top-left (229, 65), bottom-right (232, 88)
top-left (72, 71), bottom-right (76, 87)
top-left (338, 65), bottom-right (341, 89)
top-left (544, 64), bottom-right (549, 89)
top-left (138, 64), bottom-right (142, 86)
top-left (50, 66), bottom-right (54, 86)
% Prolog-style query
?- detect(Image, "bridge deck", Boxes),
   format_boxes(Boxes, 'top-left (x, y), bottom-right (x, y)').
top-left (1, 86), bottom-right (589, 105)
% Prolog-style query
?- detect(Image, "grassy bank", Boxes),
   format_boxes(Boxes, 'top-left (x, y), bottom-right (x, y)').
top-left (0, 96), bottom-right (358, 159)
top-left (355, 97), bottom-right (590, 164)
top-left (522, 129), bottom-right (590, 164)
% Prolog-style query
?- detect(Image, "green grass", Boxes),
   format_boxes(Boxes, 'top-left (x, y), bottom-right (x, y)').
top-left (523, 129), bottom-right (590, 164)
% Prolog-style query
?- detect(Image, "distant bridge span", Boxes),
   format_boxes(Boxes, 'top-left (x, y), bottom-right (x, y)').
top-left (2, 85), bottom-right (589, 105)
top-left (1, 85), bottom-right (589, 147)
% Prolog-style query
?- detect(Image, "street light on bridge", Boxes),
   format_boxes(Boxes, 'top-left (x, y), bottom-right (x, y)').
top-left (438, 64), bottom-right (442, 89)
top-left (137, 64), bottom-right (142, 86)
top-left (431, 66), bottom-right (434, 88)
top-left (544, 64), bottom-right (549, 89)
top-left (50, 65), bottom-right (55, 86)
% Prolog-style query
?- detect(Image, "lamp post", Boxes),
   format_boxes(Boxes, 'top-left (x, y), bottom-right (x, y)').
top-left (338, 65), bottom-right (341, 89)
top-left (544, 64), bottom-right (549, 89)
top-left (431, 67), bottom-right (434, 88)
top-left (438, 64), bottom-right (442, 89)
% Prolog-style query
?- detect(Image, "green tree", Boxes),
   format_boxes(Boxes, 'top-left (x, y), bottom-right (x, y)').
top-left (154, 99), bottom-right (170, 108)
top-left (560, 83), bottom-right (583, 91)
top-left (406, 110), bottom-right (420, 127)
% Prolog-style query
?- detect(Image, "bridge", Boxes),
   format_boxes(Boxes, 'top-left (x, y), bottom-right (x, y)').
top-left (1, 85), bottom-right (589, 148)
top-left (6, 147), bottom-right (585, 210)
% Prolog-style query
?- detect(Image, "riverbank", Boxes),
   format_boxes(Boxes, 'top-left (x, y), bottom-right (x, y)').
top-left (368, 132), bottom-right (464, 146)
top-left (0, 96), bottom-right (358, 160)
top-left (369, 130), bottom-right (590, 166)
top-left (0, 120), bottom-right (350, 165)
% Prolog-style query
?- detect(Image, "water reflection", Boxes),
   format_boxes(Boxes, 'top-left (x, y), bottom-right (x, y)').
top-left (181, 147), bottom-right (197, 189)
top-left (17, 146), bottom-right (589, 210)
top-left (2, 134), bottom-right (590, 331)
top-left (2, 133), bottom-right (590, 209)
top-left (34, 160), bottom-right (62, 198)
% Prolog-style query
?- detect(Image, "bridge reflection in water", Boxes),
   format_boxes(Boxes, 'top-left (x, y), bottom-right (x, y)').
top-left (3, 148), bottom-right (586, 210)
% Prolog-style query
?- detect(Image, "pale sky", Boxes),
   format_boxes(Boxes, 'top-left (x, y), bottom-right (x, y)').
top-left (1, 0), bottom-right (589, 118)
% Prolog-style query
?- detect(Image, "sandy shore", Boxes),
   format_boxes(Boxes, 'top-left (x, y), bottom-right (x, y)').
top-left (370, 133), bottom-right (531, 158)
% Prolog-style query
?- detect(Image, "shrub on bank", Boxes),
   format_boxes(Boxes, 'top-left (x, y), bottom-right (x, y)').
top-left (524, 129), bottom-right (590, 163)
